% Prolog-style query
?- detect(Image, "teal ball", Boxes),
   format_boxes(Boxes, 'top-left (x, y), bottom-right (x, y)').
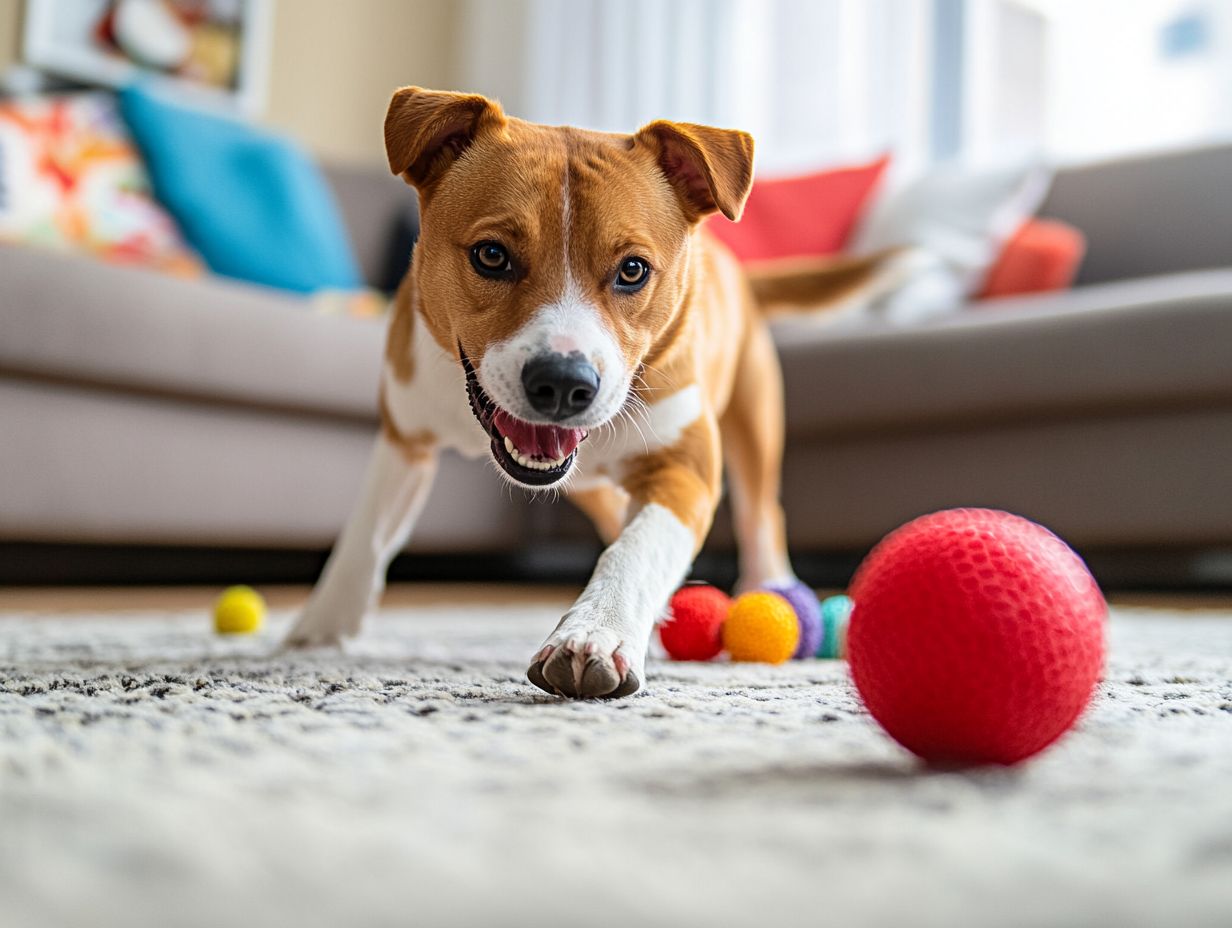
top-left (818, 594), bottom-right (853, 658)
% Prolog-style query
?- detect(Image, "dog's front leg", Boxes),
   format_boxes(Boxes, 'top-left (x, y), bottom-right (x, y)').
top-left (284, 434), bottom-right (437, 647)
top-left (529, 419), bottom-right (720, 698)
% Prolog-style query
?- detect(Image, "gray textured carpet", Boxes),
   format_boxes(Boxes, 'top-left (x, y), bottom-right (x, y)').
top-left (1, 598), bottom-right (1231, 928)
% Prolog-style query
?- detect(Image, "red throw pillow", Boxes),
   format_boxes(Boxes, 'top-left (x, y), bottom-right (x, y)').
top-left (707, 154), bottom-right (890, 264)
top-left (978, 218), bottom-right (1086, 299)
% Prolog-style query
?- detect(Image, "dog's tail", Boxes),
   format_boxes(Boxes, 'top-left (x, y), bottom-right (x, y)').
top-left (744, 247), bottom-right (917, 319)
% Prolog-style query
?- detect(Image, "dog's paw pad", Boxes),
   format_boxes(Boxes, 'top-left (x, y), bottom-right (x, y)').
top-left (527, 655), bottom-right (554, 695)
top-left (580, 654), bottom-right (622, 696)
top-left (527, 636), bottom-right (643, 699)
top-left (605, 668), bottom-right (641, 700)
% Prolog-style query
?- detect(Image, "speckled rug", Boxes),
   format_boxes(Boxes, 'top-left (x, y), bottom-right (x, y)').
top-left (1, 599), bottom-right (1231, 928)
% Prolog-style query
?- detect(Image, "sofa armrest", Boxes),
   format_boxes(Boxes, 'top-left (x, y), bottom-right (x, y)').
top-left (772, 268), bottom-right (1232, 438)
top-left (0, 245), bottom-right (384, 420)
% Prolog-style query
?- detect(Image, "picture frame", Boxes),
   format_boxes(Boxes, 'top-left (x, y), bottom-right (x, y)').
top-left (21, 0), bottom-right (273, 115)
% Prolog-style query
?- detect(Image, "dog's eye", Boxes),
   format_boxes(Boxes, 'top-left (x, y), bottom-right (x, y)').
top-left (614, 257), bottom-right (650, 292)
top-left (470, 241), bottom-right (514, 279)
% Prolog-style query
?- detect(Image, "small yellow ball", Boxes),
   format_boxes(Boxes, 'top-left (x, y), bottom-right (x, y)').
top-left (213, 585), bottom-right (267, 635)
top-left (724, 592), bottom-right (799, 664)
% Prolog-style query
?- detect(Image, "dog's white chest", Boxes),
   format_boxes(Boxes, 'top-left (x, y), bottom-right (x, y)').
top-left (381, 333), bottom-right (491, 460)
top-left (573, 383), bottom-right (704, 484)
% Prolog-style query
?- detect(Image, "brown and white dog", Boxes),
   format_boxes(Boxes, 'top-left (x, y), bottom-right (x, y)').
top-left (285, 87), bottom-right (889, 698)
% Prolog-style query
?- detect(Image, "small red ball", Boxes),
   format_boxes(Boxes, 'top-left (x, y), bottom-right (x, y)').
top-left (659, 585), bottom-right (732, 661)
top-left (848, 509), bottom-right (1107, 766)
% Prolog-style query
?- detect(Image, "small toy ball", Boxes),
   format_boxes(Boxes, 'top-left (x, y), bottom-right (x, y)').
top-left (848, 509), bottom-right (1107, 766)
top-left (213, 585), bottom-right (267, 635)
top-left (764, 580), bottom-right (822, 659)
top-left (817, 594), bottom-right (853, 659)
top-left (724, 591), bottom-right (800, 664)
top-left (659, 584), bottom-right (731, 660)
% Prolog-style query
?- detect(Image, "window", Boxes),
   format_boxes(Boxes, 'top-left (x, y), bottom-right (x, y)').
top-left (458, 0), bottom-right (1232, 172)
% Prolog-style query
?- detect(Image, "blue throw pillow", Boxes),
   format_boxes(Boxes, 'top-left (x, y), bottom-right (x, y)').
top-left (118, 84), bottom-right (361, 294)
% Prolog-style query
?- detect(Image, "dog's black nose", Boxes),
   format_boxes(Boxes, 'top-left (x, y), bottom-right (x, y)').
top-left (522, 353), bottom-right (599, 421)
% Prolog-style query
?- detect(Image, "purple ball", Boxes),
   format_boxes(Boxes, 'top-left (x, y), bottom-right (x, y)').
top-left (765, 580), bottom-right (822, 659)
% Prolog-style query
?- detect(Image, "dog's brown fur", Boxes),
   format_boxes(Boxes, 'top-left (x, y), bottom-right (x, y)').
top-left (289, 87), bottom-right (903, 697)
top-left (379, 88), bottom-right (778, 556)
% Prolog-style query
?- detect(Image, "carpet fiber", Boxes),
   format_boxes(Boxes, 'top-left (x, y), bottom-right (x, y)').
top-left (2, 597), bottom-right (1231, 928)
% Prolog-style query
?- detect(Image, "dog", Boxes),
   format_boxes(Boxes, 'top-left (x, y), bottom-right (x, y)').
top-left (285, 87), bottom-right (891, 698)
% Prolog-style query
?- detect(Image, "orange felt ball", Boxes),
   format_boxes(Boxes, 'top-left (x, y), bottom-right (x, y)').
top-left (724, 592), bottom-right (800, 664)
top-left (660, 585), bottom-right (732, 660)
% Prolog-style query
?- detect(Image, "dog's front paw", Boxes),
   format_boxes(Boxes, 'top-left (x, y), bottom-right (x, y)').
top-left (527, 615), bottom-right (645, 699)
top-left (282, 598), bottom-right (361, 649)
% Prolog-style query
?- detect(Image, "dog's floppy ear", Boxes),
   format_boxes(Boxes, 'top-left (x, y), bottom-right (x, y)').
top-left (634, 120), bottom-right (755, 222)
top-left (385, 87), bottom-right (506, 189)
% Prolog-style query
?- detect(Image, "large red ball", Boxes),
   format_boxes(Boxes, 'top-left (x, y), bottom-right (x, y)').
top-left (848, 509), bottom-right (1107, 766)
top-left (659, 585), bottom-right (731, 661)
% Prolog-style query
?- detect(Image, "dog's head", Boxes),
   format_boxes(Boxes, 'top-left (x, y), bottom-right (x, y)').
top-left (385, 87), bottom-right (753, 488)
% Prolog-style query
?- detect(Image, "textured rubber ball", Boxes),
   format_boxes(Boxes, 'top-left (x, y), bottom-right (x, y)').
top-left (848, 509), bottom-right (1107, 766)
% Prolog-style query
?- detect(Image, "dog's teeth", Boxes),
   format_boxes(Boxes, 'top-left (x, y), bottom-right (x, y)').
top-left (501, 435), bottom-right (569, 471)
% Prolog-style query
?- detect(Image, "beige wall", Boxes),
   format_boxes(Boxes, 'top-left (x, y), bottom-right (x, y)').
top-left (0, 0), bottom-right (22, 73)
top-left (0, 0), bottom-right (460, 167)
top-left (264, 0), bottom-right (461, 167)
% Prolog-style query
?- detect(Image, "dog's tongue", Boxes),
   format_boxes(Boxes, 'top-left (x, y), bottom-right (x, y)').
top-left (493, 410), bottom-right (586, 460)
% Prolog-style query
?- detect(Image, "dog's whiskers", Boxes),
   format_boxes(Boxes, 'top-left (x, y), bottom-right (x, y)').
top-left (614, 396), bottom-right (653, 455)
top-left (635, 360), bottom-right (679, 392)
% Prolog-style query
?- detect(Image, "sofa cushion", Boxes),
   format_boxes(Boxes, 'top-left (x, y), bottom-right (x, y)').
top-left (773, 269), bottom-right (1232, 438)
top-left (705, 155), bottom-right (889, 263)
top-left (119, 84), bottom-right (362, 294)
top-left (852, 161), bottom-right (1052, 298)
top-left (0, 92), bottom-right (202, 276)
top-left (322, 163), bottom-right (419, 293)
top-left (0, 245), bottom-right (382, 420)
top-left (976, 218), bottom-right (1086, 299)
top-left (1040, 144), bottom-right (1232, 286)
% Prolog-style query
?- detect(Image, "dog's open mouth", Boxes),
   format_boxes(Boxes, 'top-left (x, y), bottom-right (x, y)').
top-left (461, 347), bottom-right (587, 486)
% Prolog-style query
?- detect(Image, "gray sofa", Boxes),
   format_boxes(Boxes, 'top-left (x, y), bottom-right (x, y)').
top-left (2, 146), bottom-right (1230, 583)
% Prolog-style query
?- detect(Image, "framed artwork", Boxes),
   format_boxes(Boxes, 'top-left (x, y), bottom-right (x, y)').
top-left (22, 0), bottom-right (273, 115)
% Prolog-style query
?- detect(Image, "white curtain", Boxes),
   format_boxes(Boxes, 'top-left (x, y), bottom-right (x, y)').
top-left (456, 0), bottom-right (1232, 173)
top-left (457, 0), bottom-right (934, 175)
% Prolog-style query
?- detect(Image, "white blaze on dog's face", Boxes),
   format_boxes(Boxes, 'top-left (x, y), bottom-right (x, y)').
top-left (384, 88), bottom-right (753, 487)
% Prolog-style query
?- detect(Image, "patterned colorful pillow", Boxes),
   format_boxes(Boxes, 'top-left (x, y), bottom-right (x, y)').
top-left (0, 92), bottom-right (202, 276)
